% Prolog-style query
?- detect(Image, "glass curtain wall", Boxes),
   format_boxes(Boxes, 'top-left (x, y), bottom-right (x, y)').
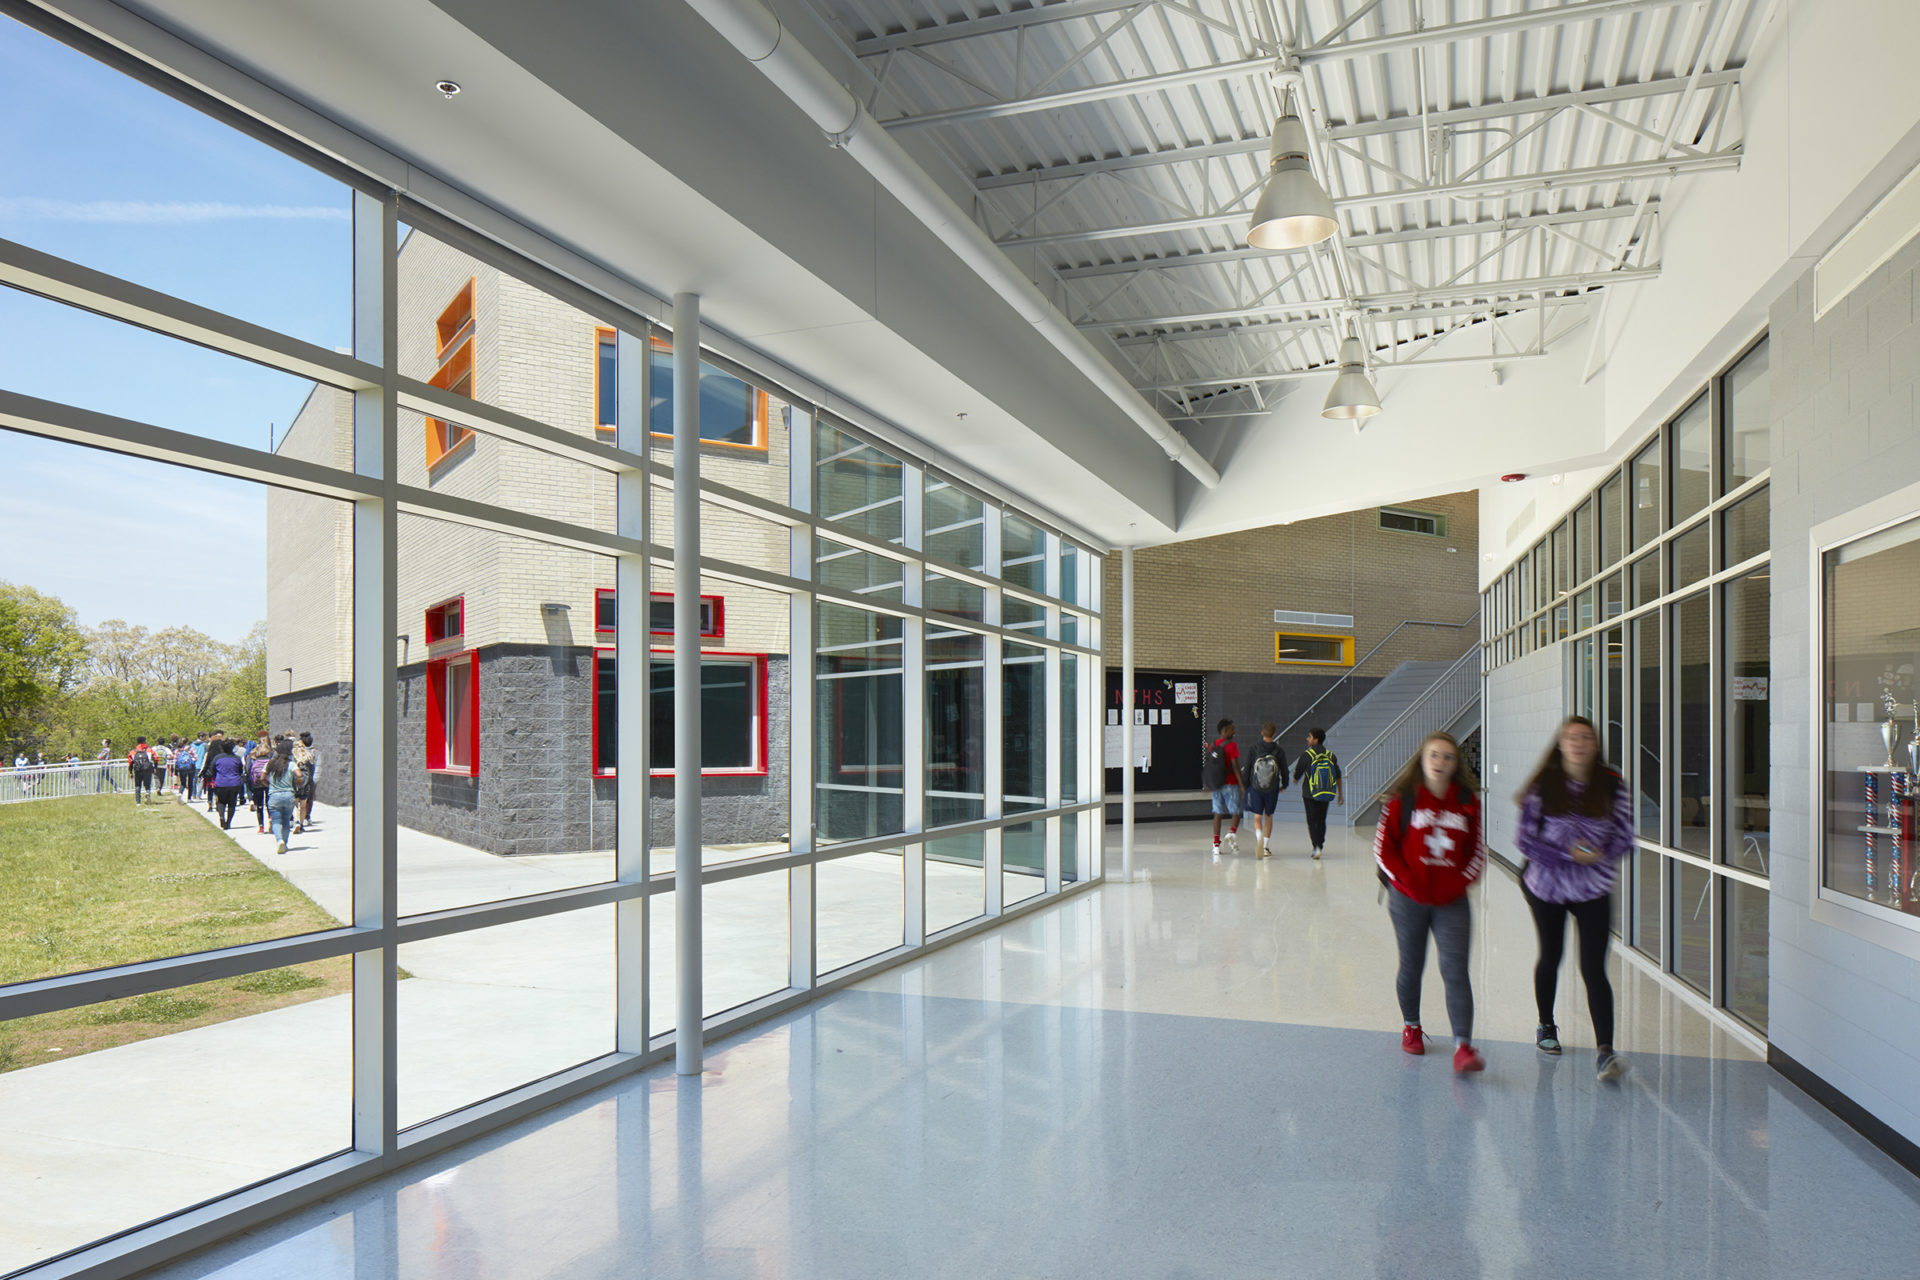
top-left (1483, 336), bottom-right (1771, 1034)
top-left (0, 18), bottom-right (1105, 1276)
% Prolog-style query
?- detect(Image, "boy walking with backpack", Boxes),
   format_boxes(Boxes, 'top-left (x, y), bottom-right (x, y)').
top-left (1293, 727), bottom-right (1343, 860)
top-left (128, 737), bottom-right (156, 804)
top-left (1243, 722), bottom-right (1289, 858)
top-left (1204, 718), bottom-right (1243, 859)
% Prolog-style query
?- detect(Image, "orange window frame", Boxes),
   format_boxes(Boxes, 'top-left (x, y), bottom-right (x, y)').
top-left (647, 334), bottom-right (769, 451)
top-left (594, 326), bottom-right (618, 435)
top-left (426, 337), bottom-right (475, 470)
top-left (435, 278), bottom-right (475, 358)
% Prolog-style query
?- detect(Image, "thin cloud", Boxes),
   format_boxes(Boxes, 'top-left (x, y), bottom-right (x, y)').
top-left (0, 197), bottom-right (349, 223)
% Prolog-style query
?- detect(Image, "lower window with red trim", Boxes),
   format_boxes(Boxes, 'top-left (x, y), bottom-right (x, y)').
top-left (592, 648), bottom-right (766, 777)
top-left (426, 651), bottom-right (479, 776)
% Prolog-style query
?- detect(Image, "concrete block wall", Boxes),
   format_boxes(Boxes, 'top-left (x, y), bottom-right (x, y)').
top-left (1101, 489), bottom-right (1481, 679)
top-left (1481, 644), bottom-right (1566, 864)
top-left (1769, 240), bottom-right (1920, 1152)
top-left (267, 681), bottom-right (353, 807)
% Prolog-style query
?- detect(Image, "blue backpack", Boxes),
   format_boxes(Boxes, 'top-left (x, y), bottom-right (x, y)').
top-left (1304, 748), bottom-right (1339, 800)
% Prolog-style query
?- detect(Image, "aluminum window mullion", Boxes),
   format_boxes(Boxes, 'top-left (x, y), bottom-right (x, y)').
top-left (789, 410), bottom-right (817, 992)
top-left (901, 463), bottom-right (927, 949)
top-left (350, 188), bottom-right (399, 1164)
top-left (1044, 536), bottom-right (1063, 895)
top-left (614, 326), bottom-right (651, 1054)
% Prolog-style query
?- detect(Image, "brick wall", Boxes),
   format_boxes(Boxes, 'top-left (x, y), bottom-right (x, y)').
top-left (267, 681), bottom-right (353, 807)
top-left (1770, 240), bottom-right (1920, 1152)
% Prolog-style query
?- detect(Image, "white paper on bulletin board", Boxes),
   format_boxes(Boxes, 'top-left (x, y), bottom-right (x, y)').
top-left (1174, 682), bottom-right (1199, 705)
top-left (1103, 726), bottom-right (1152, 770)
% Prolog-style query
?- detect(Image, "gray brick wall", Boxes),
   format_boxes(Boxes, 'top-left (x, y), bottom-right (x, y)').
top-left (1203, 670), bottom-right (1384, 757)
top-left (1770, 241), bottom-right (1920, 1152)
top-left (268, 682), bottom-right (354, 807)
top-left (1482, 644), bottom-right (1565, 866)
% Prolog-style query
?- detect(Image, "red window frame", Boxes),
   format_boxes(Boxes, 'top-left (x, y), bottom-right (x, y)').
top-left (647, 591), bottom-right (725, 639)
top-left (425, 650), bottom-right (479, 776)
top-left (589, 647), bottom-right (767, 778)
top-left (424, 595), bottom-right (465, 644)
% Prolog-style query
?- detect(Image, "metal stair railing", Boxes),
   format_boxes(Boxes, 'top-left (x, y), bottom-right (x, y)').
top-left (1340, 645), bottom-right (1483, 825)
top-left (1276, 608), bottom-right (1480, 744)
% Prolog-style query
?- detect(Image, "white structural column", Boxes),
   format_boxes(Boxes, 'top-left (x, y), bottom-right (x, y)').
top-left (1043, 536), bottom-right (1063, 894)
top-left (672, 292), bottom-right (703, 1075)
top-left (901, 467), bottom-right (927, 948)
top-left (982, 508), bottom-right (1005, 915)
top-left (349, 189), bottom-right (398, 1159)
top-left (615, 328), bottom-right (650, 1053)
top-left (1121, 545), bottom-right (1134, 884)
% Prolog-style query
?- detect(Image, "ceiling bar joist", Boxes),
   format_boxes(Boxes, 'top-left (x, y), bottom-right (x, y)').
top-left (852, 0), bottom-right (1158, 57)
top-left (1088, 267), bottom-right (1659, 331)
top-left (1000, 152), bottom-right (1738, 249)
top-left (1111, 291), bottom-right (1600, 346)
top-left (1301, 0), bottom-right (1694, 62)
top-left (1055, 204), bottom-right (1657, 279)
top-left (882, 54), bottom-right (1272, 132)
top-left (970, 70), bottom-right (1740, 187)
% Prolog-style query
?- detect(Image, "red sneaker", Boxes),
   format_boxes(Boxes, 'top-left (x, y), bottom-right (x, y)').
top-left (1453, 1044), bottom-right (1486, 1074)
top-left (1401, 1025), bottom-right (1425, 1055)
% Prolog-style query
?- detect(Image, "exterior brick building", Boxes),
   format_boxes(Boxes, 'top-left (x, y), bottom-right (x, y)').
top-left (267, 231), bottom-right (794, 854)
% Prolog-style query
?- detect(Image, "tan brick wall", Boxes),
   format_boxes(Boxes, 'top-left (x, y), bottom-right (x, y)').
top-left (1102, 490), bottom-right (1481, 673)
top-left (267, 384), bottom-right (353, 692)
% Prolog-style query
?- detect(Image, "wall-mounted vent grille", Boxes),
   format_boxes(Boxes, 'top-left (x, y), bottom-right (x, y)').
top-left (1274, 610), bottom-right (1354, 629)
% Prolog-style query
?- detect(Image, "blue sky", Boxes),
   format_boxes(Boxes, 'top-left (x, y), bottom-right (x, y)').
top-left (0, 15), bottom-right (352, 644)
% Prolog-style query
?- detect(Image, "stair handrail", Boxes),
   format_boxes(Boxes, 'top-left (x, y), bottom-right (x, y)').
top-left (1278, 608), bottom-right (1481, 744)
top-left (1340, 645), bottom-right (1484, 820)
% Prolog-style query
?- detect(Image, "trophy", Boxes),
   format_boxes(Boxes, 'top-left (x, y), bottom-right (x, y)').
top-left (1884, 718), bottom-right (1899, 771)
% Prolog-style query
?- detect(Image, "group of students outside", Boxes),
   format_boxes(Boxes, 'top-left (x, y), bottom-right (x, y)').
top-left (1202, 719), bottom-right (1345, 860)
top-left (1371, 717), bottom-right (1631, 1083)
top-left (113, 730), bottom-right (322, 855)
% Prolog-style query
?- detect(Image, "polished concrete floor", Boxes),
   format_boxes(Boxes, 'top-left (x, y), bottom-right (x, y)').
top-left (142, 819), bottom-right (1920, 1279)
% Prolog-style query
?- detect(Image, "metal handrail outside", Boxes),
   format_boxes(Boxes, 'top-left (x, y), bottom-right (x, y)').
top-left (1277, 608), bottom-right (1481, 743)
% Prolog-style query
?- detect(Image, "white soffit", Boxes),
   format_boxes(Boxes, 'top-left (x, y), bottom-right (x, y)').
top-left (1816, 159), bottom-right (1920, 320)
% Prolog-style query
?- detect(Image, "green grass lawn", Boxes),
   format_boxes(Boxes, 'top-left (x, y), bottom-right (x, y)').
top-left (0, 795), bottom-right (351, 1072)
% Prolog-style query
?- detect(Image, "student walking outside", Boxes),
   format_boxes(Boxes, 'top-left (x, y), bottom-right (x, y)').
top-left (264, 743), bottom-right (302, 855)
top-left (1242, 722), bottom-right (1289, 858)
top-left (1293, 728), bottom-right (1342, 859)
top-left (128, 737), bottom-right (157, 804)
top-left (1515, 716), bottom-right (1634, 1083)
top-left (1203, 718), bottom-right (1243, 858)
top-left (1373, 731), bottom-right (1486, 1073)
top-left (292, 732), bottom-right (318, 833)
top-left (94, 739), bottom-right (119, 792)
top-left (247, 742), bottom-right (273, 834)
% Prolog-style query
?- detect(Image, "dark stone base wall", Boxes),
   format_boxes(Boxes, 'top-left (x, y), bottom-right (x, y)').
top-left (379, 647), bottom-right (790, 856)
top-left (1202, 670), bottom-right (1385, 758)
top-left (268, 682), bottom-right (354, 807)
top-left (648, 656), bottom-right (791, 849)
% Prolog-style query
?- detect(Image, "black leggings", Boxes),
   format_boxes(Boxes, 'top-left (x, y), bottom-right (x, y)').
top-left (214, 785), bottom-right (241, 828)
top-left (1522, 883), bottom-right (1615, 1048)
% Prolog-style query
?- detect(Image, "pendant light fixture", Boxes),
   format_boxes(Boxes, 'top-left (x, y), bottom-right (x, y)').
top-left (1246, 97), bottom-right (1337, 251)
top-left (1321, 335), bottom-right (1383, 423)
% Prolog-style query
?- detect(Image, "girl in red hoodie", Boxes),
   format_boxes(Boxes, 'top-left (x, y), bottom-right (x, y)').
top-left (1373, 731), bottom-right (1486, 1072)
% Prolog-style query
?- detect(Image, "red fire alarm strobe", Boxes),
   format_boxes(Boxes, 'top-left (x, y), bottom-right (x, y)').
top-left (1500, 473), bottom-right (1527, 483)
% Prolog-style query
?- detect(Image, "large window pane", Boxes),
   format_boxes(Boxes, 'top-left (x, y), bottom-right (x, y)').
top-left (1725, 880), bottom-right (1769, 1030)
top-left (1552, 522), bottom-right (1571, 597)
top-left (1671, 860), bottom-right (1712, 995)
top-left (927, 830), bottom-right (986, 933)
top-left (1635, 613), bottom-right (1661, 839)
top-left (815, 419), bottom-right (902, 544)
top-left (1821, 518), bottom-right (1920, 910)
top-left (1060, 811), bottom-right (1082, 885)
top-left (1600, 472), bottom-right (1624, 567)
top-left (1604, 626), bottom-right (1626, 769)
top-left (1631, 552), bottom-right (1660, 608)
top-left (1724, 337), bottom-right (1771, 492)
top-left (928, 631), bottom-right (985, 828)
top-left (925, 571), bottom-right (984, 623)
top-left (1672, 522), bottom-right (1710, 592)
top-left (1631, 439), bottom-right (1663, 550)
top-left (649, 657), bottom-right (762, 771)
top-left (1003, 820), bottom-right (1045, 905)
top-left (924, 476), bottom-right (984, 573)
top-left (815, 603), bottom-right (903, 843)
top-left (1671, 594), bottom-right (1711, 857)
top-left (652, 877), bottom-right (790, 1027)
top-left (1002, 512), bottom-right (1046, 592)
top-left (648, 340), bottom-right (775, 448)
top-left (1632, 847), bottom-right (1663, 961)
top-left (816, 849), bottom-right (905, 973)
top-left (1671, 395), bottom-right (1712, 525)
top-left (398, 907), bottom-right (612, 1128)
top-left (1574, 499), bottom-right (1595, 586)
top-left (1724, 573), bottom-right (1770, 875)
top-left (0, 962), bottom-right (349, 1275)
top-left (1723, 486), bottom-right (1769, 567)
top-left (815, 534), bottom-right (904, 602)
top-left (1003, 642), bottom-right (1047, 812)
top-left (0, 16), bottom-right (350, 348)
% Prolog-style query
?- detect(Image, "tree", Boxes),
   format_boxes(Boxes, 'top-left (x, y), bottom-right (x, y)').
top-left (213, 622), bottom-right (269, 736)
top-left (0, 582), bottom-right (87, 753)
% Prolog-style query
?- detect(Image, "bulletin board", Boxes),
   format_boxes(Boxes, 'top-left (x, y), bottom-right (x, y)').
top-left (1104, 669), bottom-right (1206, 794)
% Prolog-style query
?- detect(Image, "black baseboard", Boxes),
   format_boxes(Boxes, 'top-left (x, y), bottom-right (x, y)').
top-left (1769, 1044), bottom-right (1920, 1181)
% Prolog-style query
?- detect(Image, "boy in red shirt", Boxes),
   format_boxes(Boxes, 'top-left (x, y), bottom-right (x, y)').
top-left (1206, 718), bottom-right (1243, 858)
top-left (1374, 731), bottom-right (1486, 1073)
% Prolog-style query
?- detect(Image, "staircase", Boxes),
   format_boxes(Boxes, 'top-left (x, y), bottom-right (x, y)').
top-left (1329, 649), bottom-right (1483, 826)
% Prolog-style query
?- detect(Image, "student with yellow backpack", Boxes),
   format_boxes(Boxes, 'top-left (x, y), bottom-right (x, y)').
top-left (1292, 727), bottom-right (1343, 860)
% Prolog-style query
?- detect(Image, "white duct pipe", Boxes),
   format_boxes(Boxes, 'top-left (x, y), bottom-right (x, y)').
top-left (689, 0), bottom-right (1221, 489)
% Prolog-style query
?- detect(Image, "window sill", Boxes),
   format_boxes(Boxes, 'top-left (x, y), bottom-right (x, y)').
top-left (647, 768), bottom-right (768, 780)
top-left (427, 767), bottom-right (478, 778)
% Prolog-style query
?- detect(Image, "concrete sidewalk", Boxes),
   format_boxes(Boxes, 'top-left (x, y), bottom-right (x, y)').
top-left (1, 792), bottom-right (998, 1275)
